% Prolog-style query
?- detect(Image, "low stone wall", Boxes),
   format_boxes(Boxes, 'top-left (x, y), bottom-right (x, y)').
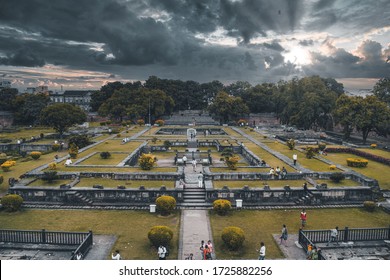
top-left (205, 187), bottom-right (374, 206)
top-left (0, 143), bottom-right (53, 153)
top-left (10, 186), bottom-right (184, 206)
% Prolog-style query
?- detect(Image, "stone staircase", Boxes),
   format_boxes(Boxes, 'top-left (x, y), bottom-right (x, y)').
top-left (181, 185), bottom-right (208, 207)
top-left (295, 192), bottom-right (314, 205)
top-left (74, 192), bottom-right (94, 205)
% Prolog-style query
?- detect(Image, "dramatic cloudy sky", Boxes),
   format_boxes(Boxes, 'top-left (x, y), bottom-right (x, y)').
top-left (0, 0), bottom-right (389, 91)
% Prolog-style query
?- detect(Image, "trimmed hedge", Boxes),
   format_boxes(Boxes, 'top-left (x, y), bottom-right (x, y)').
top-left (325, 147), bottom-right (390, 166)
top-left (329, 172), bottom-right (345, 183)
top-left (156, 195), bottom-right (176, 215)
top-left (1, 194), bottom-right (24, 212)
top-left (346, 158), bottom-right (368, 168)
top-left (30, 151), bottom-right (42, 160)
top-left (147, 226), bottom-right (173, 247)
top-left (213, 199), bottom-right (232, 215)
top-left (221, 226), bottom-right (245, 251)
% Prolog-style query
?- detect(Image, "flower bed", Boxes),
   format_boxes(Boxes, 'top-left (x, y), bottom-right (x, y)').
top-left (346, 158), bottom-right (368, 168)
top-left (325, 147), bottom-right (390, 166)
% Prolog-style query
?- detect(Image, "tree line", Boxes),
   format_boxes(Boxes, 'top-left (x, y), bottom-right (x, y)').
top-left (0, 76), bottom-right (389, 143)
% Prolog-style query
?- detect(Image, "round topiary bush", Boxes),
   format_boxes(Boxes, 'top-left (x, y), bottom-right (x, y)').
top-left (329, 172), bottom-right (345, 183)
top-left (363, 201), bottom-right (376, 212)
top-left (100, 151), bottom-right (111, 159)
top-left (346, 158), bottom-right (368, 167)
top-left (30, 151), bottom-right (42, 160)
top-left (156, 195), bottom-right (176, 215)
top-left (213, 199), bottom-right (232, 215)
top-left (147, 226), bottom-right (173, 247)
top-left (138, 153), bottom-right (157, 170)
top-left (52, 143), bottom-right (60, 151)
top-left (1, 194), bottom-right (24, 212)
top-left (1, 160), bottom-right (16, 172)
top-left (221, 226), bottom-right (245, 251)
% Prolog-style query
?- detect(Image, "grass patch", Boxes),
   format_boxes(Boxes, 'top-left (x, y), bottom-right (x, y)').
top-left (27, 179), bottom-right (72, 187)
top-left (210, 167), bottom-right (264, 173)
top-left (0, 209), bottom-right (180, 260)
top-left (213, 180), bottom-right (307, 189)
top-left (242, 142), bottom-right (295, 172)
top-left (76, 178), bottom-right (175, 189)
top-left (52, 166), bottom-right (178, 173)
top-left (357, 148), bottom-right (390, 158)
top-left (80, 152), bottom-right (129, 165)
top-left (326, 153), bottom-right (390, 190)
top-left (210, 208), bottom-right (390, 260)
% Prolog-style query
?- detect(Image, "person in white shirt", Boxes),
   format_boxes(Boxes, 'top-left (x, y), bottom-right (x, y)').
top-left (112, 250), bottom-right (121, 260)
top-left (327, 226), bottom-right (339, 246)
top-left (158, 245), bottom-right (167, 260)
top-left (64, 158), bottom-right (72, 166)
top-left (258, 242), bottom-right (266, 260)
top-left (293, 154), bottom-right (298, 165)
top-left (192, 159), bottom-right (197, 171)
top-left (182, 155), bottom-right (187, 165)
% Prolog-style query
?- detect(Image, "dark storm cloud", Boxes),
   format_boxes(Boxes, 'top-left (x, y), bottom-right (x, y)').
top-left (219, 0), bottom-right (304, 43)
top-left (304, 40), bottom-right (390, 78)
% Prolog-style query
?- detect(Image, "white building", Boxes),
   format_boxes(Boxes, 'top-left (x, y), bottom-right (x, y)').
top-left (49, 90), bottom-right (94, 111)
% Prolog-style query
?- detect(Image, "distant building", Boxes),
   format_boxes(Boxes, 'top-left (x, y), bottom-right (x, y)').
top-left (0, 80), bottom-right (11, 89)
top-left (49, 90), bottom-right (94, 111)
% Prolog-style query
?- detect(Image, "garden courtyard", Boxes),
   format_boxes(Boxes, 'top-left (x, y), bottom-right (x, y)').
top-left (0, 121), bottom-right (389, 260)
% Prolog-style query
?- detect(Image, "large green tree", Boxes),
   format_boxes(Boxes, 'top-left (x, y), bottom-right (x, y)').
top-left (334, 95), bottom-right (390, 143)
top-left (373, 77), bottom-right (390, 106)
top-left (0, 88), bottom-right (18, 111)
top-left (208, 91), bottom-right (249, 124)
top-left (13, 93), bottom-right (50, 125)
top-left (40, 104), bottom-right (87, 138)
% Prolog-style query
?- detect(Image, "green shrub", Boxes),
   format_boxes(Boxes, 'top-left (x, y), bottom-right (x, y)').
top-left (138, 153), bottom-right (157, 170)
top-left (286, 139), bottom-right (295, 150)
top-left (156, 195), bottom-right (176, 215)
top-left (329, 172), bottom-right (345, 183)
top-left (213, 199), bottom-right (232, 215)
top-left (42, 171), bottom-right (58, 183)
top-left (225, 156), bottom-right (240, 170)
top-left (30, 151), bottom-right (42, 160)
top-left (68, 135), bottom-right (92, 149)
top-left (1, 194), bottom-right (24, 212)
top-left (0, 175), bottom-right (3, 185)
top-left (305, 147), bottom-right (316, 159)
top-left (221, 226), bottom-right (245, 251)
top-left (137, 119), bottom-right (145, 126)
top-left (147, 226), bottom-right (174, 247)
top-left (1, 160), bottom-right (16, 172)
top-left (151, 137), bottom-right (158, 144)
top-left (68, 143), bottom-right (78, 159)
top-left (163, 140), bottom-right (171, 149)
top-left (155, 119), bottom-right (165, 126)
top-left (363, 201), bottom-right (376, 212)
top-left (100, 151), bottom-right (111, 159)
top-left (346, 158), bottom-right (368, 167)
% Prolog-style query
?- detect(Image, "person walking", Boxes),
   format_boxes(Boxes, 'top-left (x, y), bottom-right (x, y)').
top-left (203, 244), bottom-right (211, 260)
top-left (258, 242), bottom-right (266, 260)
top-left (207, 240), bottom-right (214, 260)
top-left (192, 159), bottom-right (197, 171)
top-left (182, 155), bottom-right (187, 165)
top-left (293, 154), bottom-right (297, 166)
top-left (280, 224), bottom-right (288, 246)
top-left (300, 209), bottom-right (307, 229)
top-left (327, 226), bottom-right (339, 246)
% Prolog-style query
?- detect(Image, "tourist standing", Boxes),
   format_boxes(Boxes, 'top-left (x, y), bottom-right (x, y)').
top-left (300, 209), bottom-right (307, 228)
top-left (269, 167), bottom-right (275, 179)
top-left (182, 155), bottom-right (187, 165)
top-left (199, 240), bottom-right (205, 260)
top-left (75, 251), bottom-right (83, 260)
top-left (203, 244), bottom-right (211, 260)
top-left (281, 167), bottom-right (287, 179)
top-left (280, 224), bottom-right (288, 246)
top-left (198, 172), bottom-right (203, 188)
top-left (327, 226), bottom-right (339, 246)
top-left (158, 245), bottom-right (167, 260)
top-left (258, 242), bottom-right (266, 260)
top-left (293, 154), bottom-right (297, 165)
top-left (207, 240), bottom-right (214, 259)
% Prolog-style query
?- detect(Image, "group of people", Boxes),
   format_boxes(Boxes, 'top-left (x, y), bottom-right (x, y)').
top-left (268, 166), bottom-right (287, 179)
top-left (199, 240), bottom-right (214, 260)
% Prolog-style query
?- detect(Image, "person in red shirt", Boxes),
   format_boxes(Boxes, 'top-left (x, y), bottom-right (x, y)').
top-left (300, 209), bottom-right (307, 228)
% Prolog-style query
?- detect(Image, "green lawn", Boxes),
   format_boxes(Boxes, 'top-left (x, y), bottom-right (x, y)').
top-left (210, 167), bottom-right (265, 173)
top-left (326, 153), bottom-right (390, 190)
top-left (210, 208), bottom-right (390, 260)
top-left (0, 127), bottom-right (56, 143)
top-left (243, 142), bottom-right (296, 172)
top-left (76, 178), bottom-right (175, 189)
top-left (79, 152), bottom-right (129, 165)
top-left (27, 179), bottom-right (72, 187)
top-left (52, 166), bottom-right (178, 173)
top-left (357, 148), bottom-right (390, 158)
top-left (0, 209), bottom-right (180, 260)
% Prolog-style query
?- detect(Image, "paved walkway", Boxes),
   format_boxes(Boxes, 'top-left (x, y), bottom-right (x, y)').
top-left (179, 209), bottom-right (213, 260)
